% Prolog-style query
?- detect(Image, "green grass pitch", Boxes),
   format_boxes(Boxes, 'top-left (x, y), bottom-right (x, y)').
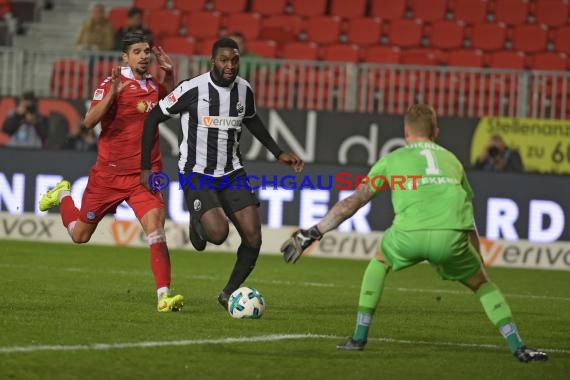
top-left (0, 240), bottom-right (568, 380)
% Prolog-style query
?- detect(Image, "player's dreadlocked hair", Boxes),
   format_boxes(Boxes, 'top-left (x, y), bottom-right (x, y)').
top-left (122, 31), bottom-right (149, 53)
top-left (211, 37), bottom-right (239, 58)
top-left (404, 104), bottom-right (438, 138)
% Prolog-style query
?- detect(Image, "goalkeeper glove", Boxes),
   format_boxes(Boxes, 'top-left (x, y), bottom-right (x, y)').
top-left (281, 225), bottom-right (323, 264)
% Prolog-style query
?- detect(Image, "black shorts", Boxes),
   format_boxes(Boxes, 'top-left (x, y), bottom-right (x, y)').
top-left (182, 168), bottom-right (260, 219)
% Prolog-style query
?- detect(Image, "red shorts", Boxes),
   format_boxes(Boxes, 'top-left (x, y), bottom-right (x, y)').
top-left (79, 166), bottom-right (164, 224)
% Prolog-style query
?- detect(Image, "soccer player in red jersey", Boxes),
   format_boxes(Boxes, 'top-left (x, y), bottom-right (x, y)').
top-left (39, 32), bottom-right (184, 312)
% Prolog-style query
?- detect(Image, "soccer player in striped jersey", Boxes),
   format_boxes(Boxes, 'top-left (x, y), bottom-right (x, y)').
top-left (39, 32), bottom-right (184, 312)
top-left (281, 105), bottom-right (548, 363)
top-left (141, 37), bottom-right (303, 311)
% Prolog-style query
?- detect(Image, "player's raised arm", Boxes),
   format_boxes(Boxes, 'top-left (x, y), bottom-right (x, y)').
top-left (84, 66), bottom-right (124, 129)
top-left (152, 46), bottom-right (175, 94)
top-left (281, 183), bottom-right (376, 264)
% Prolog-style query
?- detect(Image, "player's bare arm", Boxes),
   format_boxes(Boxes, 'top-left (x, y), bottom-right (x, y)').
top-left (318, 183), bottom-right (376, 234)
top-left (153, 46), bottom-right (175, 94)
top-left (281, 183), bottom-right (375, 264)
top-left (84, 66), bottom-right (124, 129)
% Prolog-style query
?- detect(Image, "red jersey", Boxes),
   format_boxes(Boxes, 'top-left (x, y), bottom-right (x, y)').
top-left (90, 67), bottom-right (165, 175)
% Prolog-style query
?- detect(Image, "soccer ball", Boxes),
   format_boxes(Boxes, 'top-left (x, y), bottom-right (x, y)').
top-left (228, 287), bottom-right (265, 319)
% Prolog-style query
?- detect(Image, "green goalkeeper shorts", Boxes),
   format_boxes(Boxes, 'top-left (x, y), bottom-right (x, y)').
top-left (380, 227), bottom-right (482, 281)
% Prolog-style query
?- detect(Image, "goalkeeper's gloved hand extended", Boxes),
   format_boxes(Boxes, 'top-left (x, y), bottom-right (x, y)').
top-left (280, 225), bottom-right (323, 264)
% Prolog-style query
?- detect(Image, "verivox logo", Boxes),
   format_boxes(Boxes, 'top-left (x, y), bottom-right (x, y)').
top-left (201, 116), bottom-right (242, 129)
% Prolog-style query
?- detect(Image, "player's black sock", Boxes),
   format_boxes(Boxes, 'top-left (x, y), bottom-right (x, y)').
top-left (223, 243), bottom-right (260, 295)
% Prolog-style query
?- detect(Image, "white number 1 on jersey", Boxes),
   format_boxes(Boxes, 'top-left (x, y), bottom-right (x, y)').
top-left (420, 149), bottom-right (441, 175)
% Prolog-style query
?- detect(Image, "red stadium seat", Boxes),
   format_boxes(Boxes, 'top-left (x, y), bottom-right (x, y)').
top-left (251, 0), bottom-right (287, 15)
top-left (161, 36), bottom-right (195, 55)
top-left (429, 20), bottom-right (465, 50)
top-left (183, 11), bottom-right (221, 39)
top-left (226, 13), bottom-right (262, 40)
top-left (370, 0), bottom-right (406, 20)
top-left (134, 0), bottom-right (167, 11)
top-left (172, 0), bottom-right (206, 12)
top-left (262, 15), bottom-right (304, 35)
top-left (554, 25), bottom-right (570, 54)
top-left (534, 0), bottom-right (569, 27)
top-left (387, 19), bottom-right (423, 48)
top-left (362, 46), bottom-right (401, 63)
top-left (471, 22), bottom-right (506, 51)
top-left (305, 16), bottom-right (342, 45)
top-left (247, 40), bottom-right (278, 58)
top-left (197, 38), bottom-right (219, 55)
top-left (290, 0), bottom-right (327, 17)
top-left (409, 0), bottom-right (447, 22)
top-left (530, 52), bottom-right (567, 71)
top-left (210, 0), bottom-right (247, 13)
top-left (512, 24), bottom-right (548, 54)
top-left (147, 9), bottom-right (181, 38)
top-left (0, 0), bottom-right (11, 18)
top-left (282, 42), bottom-right (319, 60)
top-left (322, 44), bottom-right (360, 63)
top-left (492, 0), bottom-right (529, 25)
top-left (107, 7), bottom-right (129, 31)
top-left (50, 59), bottom-right (86, 99)
top-left (346, 18), bottom-right (382, 46)
top-left (447, 49), bottom-right (484, 67)
top-left (488, 51), bottom-right (526, 69)
top-left (330, 0), bottom-right (367, 19)
top-left (401, 49), bottom-right (440, 65)
top-left (451, 0), bottom-right (489, 24)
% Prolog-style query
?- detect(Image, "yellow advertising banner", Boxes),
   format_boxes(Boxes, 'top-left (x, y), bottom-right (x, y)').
top-left (471, 117), bottom-right (570, 174)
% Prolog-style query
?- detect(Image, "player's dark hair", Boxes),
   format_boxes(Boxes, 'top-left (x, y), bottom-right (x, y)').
top-left (404, 104), bottom-right (437, 138)
top-left (211, 37), bottom-right (239, 58)
top-left (127, 7), bottom-right (142, 18)
top-left (122, 31), bottom-right (148, 53)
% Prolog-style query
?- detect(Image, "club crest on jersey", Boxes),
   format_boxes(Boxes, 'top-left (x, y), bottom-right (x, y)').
top-left (93, 89), bottom-right (104, 101)
top-left (236, 102), bottom-right (245, 115)
top-left (193, 199), bottom-right (201, 211)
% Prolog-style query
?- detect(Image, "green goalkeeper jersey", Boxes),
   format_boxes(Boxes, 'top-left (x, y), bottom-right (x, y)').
top-left (367, 141), bottom-right (474, 231)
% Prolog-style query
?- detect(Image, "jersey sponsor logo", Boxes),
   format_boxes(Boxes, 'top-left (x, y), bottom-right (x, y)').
top-left (201, 116), bottom-right (242, 129)
top-left (93, 89), bottom-right (104, 101)
top-left (136, 100), bottom-right (157, 113)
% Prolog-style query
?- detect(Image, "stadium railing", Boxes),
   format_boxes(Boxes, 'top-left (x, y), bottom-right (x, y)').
top-left (0, 47), bottom-right (568, 119)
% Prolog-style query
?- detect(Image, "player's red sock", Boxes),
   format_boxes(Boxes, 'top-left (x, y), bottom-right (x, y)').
top-left (148, 230), bottom-right (171, 290)
top-left (59, 195), bottom-right (79, 228)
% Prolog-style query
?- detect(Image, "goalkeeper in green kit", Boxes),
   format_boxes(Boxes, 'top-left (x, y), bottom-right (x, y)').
top-left (281, 104), bottom-right (547, 363)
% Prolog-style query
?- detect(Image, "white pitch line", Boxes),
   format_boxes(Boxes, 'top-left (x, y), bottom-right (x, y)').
top-left (0, 334), bottom-right (568, 355)
top-left (1, 263), bottom-right (570, 301)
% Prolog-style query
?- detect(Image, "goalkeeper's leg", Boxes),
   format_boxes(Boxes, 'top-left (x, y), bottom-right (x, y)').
top-left (462, 267), bottom-right (548, 362)
top-left (337, 248), bottom-right (391, 350)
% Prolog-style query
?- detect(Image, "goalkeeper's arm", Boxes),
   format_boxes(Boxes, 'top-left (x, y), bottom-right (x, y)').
top-left (281, 183), bottom-right (376, 263)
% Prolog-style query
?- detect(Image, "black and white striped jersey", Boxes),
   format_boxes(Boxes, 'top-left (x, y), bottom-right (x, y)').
top-left (158, 72), bottom-right (256, 177)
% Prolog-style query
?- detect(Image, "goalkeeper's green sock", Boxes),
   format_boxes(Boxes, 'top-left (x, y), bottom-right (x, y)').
top-left (476, 281), bottom-right (525, 353)
top-left (352, 259), bottom-right (388, 341)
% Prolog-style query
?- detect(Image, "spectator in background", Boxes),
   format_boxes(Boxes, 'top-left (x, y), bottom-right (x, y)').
top-left (473, 134), bottom-right (524, 172)
top-left (64, 125), bottom-right (98, 152)
top-left (2, 91), bottom-right (48, 148)
top-left (75, 3), bottom-right (114, 51)
top-left (114, 7), bottom-right (153, 51)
